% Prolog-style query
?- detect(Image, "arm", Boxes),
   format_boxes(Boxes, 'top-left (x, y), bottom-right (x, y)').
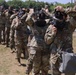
top-left (44, 25), bottom-right (57, 45)
top-left (11, 16), bottom-right (19, 30)
top-left (25, 13), bottom-right (34, 26)
top-left (11, 18), bottom-right (16, 29)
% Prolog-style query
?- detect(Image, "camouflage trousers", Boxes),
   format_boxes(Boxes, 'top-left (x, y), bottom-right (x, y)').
top-left (10, 28), bottom-right (15, 50)
top-left (50, 53), bottom-right (61, 75)
top-left (26, 47), bottom-right (50, 75)
top-left (5, 27), bottom-right (10, 47)
top-left (0, 25), bottom-right (5, 43)
top-left (15, 40), bottom-right (28, 63)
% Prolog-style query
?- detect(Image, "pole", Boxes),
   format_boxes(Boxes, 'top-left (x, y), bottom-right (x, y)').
top-left (71, 0), bottom-right (73, 3)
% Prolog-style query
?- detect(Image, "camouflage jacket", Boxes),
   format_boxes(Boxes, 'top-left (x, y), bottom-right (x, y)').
top-left (5, 11), bottom-right (11, 27)
top-left (27, 25), bottom-right (48, 48)
top-left (11, 16), bottom-right (28, 43)
top-left (0, 12), bottom-right (6, 26)
top-left (44, 17), bottom-right (76, 53)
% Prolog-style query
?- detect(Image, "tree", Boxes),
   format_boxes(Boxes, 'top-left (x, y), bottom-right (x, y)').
top-left (7, 0), bottom-right (23, 8)
top-left (0, 0), bottom-right (8, 9)
top-left (0, 0), bottom-right (6, 5)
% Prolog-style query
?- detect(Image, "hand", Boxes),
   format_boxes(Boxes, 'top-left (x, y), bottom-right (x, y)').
top-left (52, 25), bottom-right (57, 34)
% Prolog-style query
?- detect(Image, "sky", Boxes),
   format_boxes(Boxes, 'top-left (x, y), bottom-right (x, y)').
top-left (5, 0), bottom-right (71, 4)
top-left (38, 0), bottom-right (71, 4)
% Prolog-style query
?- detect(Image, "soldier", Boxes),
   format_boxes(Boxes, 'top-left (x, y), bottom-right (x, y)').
top-left (1, 9), bottom-right (6, 45)
top-left (44, 5), bottom-right (76, 75)
top-left (0, 6), bottom-right (6, 44)
top-left (12, 9), bottom-right (29, 65)
top-left (5, 6), bottom-right (13, 47)
top-left (25, 9), bottom-right (50, 75)
top-left (10, 9), bottom-right (19, 53)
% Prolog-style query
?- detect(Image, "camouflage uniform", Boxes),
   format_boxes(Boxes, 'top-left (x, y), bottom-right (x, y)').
top-left (25, 12), bottom-right (50, 75)
top-left (5, 11), bottom-right (11, 47)
top-left (12, 16), bottom-right (29, 64)
top-left (10, 13), bottom-right (17, 52)
top-left (44, 16), bottom-right (76, 75)
top-left (0, 11), bottom-right (5, 44)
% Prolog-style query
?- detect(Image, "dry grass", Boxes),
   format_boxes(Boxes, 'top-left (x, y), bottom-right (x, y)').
top-left (0, 45), bottom-right (26, 75)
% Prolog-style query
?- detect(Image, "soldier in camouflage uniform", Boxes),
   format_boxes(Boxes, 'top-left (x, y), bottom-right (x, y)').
top-left (10, 9), bottom-right (19, 53)
top-left (0, 6), bottom-right (6, 44)
top-left (25, 9), bottom-right (50, 75)
top-left (2, 10), bottom-right (6, 45)
top-left (45, 6), bottom-right (76, 75)
top-left (5, 7), bottom-right (13, 47)
top-left (11, 10), bottom-right (29, 65)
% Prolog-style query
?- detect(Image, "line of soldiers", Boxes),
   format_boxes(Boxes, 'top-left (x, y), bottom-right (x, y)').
top-left (0, 5), bottom-right (76, 75)
top-left (0, 6), bottom-right (31, 64)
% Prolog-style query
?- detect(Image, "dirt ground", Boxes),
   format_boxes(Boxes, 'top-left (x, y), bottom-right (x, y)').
top-left (0, 32), bottom-right (76, 75)
top-left (0, 45), bottom-right (27, 75)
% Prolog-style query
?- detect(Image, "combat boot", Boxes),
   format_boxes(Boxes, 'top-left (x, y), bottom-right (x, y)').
top-left (17, 58), bottom-right (21, 66)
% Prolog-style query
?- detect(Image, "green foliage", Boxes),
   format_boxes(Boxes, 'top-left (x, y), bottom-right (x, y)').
top-left (0, 0), bottom-right (5, 3)
top-left (0, 0), bottom-right (8, 9)
top-left (65, 2), bottom-right (74, 7)
top-left (7, 0), bottom-right (23, 8)
top-left (0, 0), bottom-right (74, 11)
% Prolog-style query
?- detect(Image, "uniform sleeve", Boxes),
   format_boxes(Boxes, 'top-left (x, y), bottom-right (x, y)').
top-left (44, 25), bottom-right (57, 45)
top-left (14, 17), bottom-right (20, 30)
top-left (11, 19), bottom-right (15, 29)
top-left (25, 13), bottom-right (34, 26)
top-left (21, 13), bottom-right (27, 20)
top-left (11, 17), bottom-right (18, 29)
